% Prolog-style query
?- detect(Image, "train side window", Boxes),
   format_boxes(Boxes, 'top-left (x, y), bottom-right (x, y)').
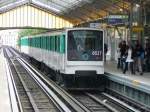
top-left (50, 36), bottom-right (52, 50)
top-left (46, 36), bottom-right (49, 50)
top-left (34, 37), bottom-right (35, 47)
top-left (34, 38), bottom-right (36, 47)
top-left (54, 36), bottom-right (56, 51)
top-left (44, 36), bottom-right (46, 49)
top-left (37, 37), bottom-right (38, 48)
top-left (53, 36), bottom-right (55, 51)
top-left (26, 38), bottom-right (27, 45)
top-left (43, 37), bottom-right (44, 49)
top-left (51, 36), bottom-right (53, 50)
top-left (55, 36), bottom-right (57, 51)
top-left (45, 36), bottom-right (46, 49)
top-left (40, 37), bottom-right (42, 48)
top-left (58, 35), bottom-right (60, 52)
top-left (47, 36), bottom-right (48, 50)
top-left (38, 37), bottom-right (40, 48)
top-left (47, 36), bottom-right (49, 50)
top-left (31, 38), bottom-right (33, 47)
top-left (48, 36), bottom-right (51, 50)
top-left (62, 35), bottom-right (65, 53)
top-left (40, 37), bottom-right (41, 48)
top-left (60, 35), bottom-right (65, 53)
top-left (41, 37), bottom-right (42, 48)
top-left (56, 36), bottom-right (58, 52)
top-left (30, 38), bottom-right (31, 46)
top-left (51, 36), bottom-right (54, 51)
top-left (57, 36), bottom-right (59, 52)
top-left (34, 37), bottom-right (37, 47)
top-left (44, 36), bottom-right (47, 50)
top-left (33, 38), bottom-right (35, 47)
top-left (48, 36), bottom-right (50, 50)
top-left (29, 38), bottom-right (30, 46)
top-left (34, 37), bottom-right (36, 47)
top-left (38, 37), bottom-right (41, 48)
top-left (55, 36), bottom-right (56, 51)
top-left (36, 37), bottom-right (37, 47)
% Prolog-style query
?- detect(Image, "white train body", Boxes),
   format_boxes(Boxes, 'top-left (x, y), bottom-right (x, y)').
top-left (20, 28), bottom-right (104, 88)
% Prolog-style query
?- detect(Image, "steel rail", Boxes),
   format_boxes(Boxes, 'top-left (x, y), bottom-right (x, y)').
top-left (5, 47), bottom-right (62, 112)
top-left (3, 48), bottom-right (21, 112)
top-left (85, 93), bottom-right (119, 112)
top-left (102, 92), bottom-right (141, 112)
top-left (18, 57), bottom-right (90, 112)
top-left (11, 60), bottom-right (40, 112)
top-left (4, 48), bottom-right (36, 112)
top-left (9, 47), bottom-right (91, 112)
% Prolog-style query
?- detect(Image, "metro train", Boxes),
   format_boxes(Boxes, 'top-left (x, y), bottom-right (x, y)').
top-left (20, 28), bottom-right (105, 89)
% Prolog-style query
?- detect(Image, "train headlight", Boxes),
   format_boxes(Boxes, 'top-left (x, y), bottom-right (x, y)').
top-left (82, 53), bottom-right (89, 60)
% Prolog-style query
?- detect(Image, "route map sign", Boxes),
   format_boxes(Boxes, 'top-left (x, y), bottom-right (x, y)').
top-left (107, 15), bottom-right (128, 25)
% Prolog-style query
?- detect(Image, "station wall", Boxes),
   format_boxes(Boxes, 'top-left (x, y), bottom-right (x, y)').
top-left (0, 5), bottom-right (73, 29)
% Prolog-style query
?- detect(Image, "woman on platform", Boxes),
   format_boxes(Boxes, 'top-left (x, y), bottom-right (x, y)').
top-left (123, 45), bottom-right (135, 74)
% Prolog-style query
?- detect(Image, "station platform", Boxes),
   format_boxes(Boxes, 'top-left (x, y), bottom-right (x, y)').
top-left (104, 61), bottom-right (150, 108)
top-left (105, 61), bottom-right (150, 92)
top-left (0, 51), bottom-right (11, 112)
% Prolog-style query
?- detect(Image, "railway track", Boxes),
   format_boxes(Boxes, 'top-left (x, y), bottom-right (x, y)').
top-left (5, 46), bottom-right (143, 112)
top-left (4, 48), bottom-right (62, 112)
top-left (70, 91), bottom-right (141, 112)
top-left (70, 92), bottom-right (114, 112)
top-left (4, 47), bottom-right (90, 112)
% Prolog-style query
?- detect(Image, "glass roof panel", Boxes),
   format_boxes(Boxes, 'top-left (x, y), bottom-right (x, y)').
top-left (0, 0), bottom-right (132, 24)
top-left (0, 0), bottom-right (91, 13)
top-left (0, 0), bottom-right (27, 12)
top-left (32, 0), bottom-right (92, 13)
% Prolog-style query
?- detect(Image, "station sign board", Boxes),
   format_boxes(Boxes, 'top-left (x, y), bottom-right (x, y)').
top-left (107, 15), bottom-right (128, 25)
top-left (132, 26), bottom-right (144, 32)
top-left (89, 23), bottom-right (101, 28)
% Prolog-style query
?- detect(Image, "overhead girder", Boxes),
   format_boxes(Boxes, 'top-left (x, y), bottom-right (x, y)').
top-left (35, 0), bottom-right (95, 22)
top-left (79, 3), bottom-right (107, 17)
top-left (61, 0), bottom-right (131, 24)
top-left (67, 5), bottom-right (103, 20)
top-left (0, 0), bottom-right (134, 25)
top-left (57, 0), bottom-right (102, 21)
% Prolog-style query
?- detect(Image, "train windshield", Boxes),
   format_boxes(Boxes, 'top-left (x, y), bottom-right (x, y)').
top-left (67, 30), bottom-right (103, 61)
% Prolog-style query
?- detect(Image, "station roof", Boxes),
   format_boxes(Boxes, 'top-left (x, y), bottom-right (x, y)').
top-left (0, 0), bottom-right (148, 24)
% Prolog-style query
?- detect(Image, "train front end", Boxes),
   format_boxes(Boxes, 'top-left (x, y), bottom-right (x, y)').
top-left (65, 28), bottom-right (105, 89)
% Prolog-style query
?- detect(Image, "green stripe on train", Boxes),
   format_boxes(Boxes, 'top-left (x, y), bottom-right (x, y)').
top-left (20, 35), bottom-right (65, 53)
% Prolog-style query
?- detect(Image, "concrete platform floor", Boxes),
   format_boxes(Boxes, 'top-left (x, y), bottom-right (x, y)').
top-left (105, 61), bottom-right (150, 86)
top-left (0, 50), bottom-right (11, 112)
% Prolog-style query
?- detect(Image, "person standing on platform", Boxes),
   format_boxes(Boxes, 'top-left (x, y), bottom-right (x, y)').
top-left (135, 43), bottom-right (144, 75)
top-left (117, 42), bottom-right (121, 69)
top-left (123, 45), bottom-right (135, 74)
top-left (145, 40), bottom-right (150, 72)
top-left (120, 41), bottom-right (127, 70)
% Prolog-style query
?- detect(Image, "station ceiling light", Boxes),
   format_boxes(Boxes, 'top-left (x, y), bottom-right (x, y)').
top-left (135, 4), bottom-right (140, 7)
top-left (32, 0), bottom-right (61, 13)
top-left (119, 8), bottom-right (123, 12)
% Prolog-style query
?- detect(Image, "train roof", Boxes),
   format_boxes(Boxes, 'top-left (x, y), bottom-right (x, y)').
top-left (21, 27), bottom-right (104, 39)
